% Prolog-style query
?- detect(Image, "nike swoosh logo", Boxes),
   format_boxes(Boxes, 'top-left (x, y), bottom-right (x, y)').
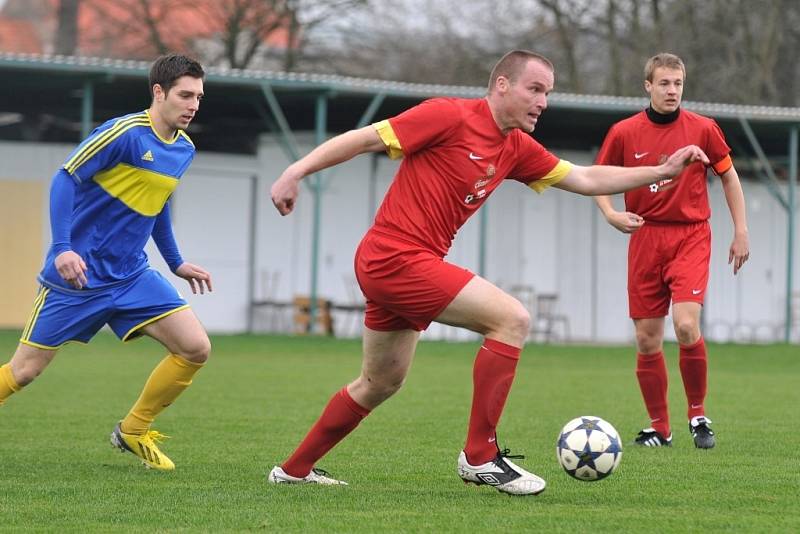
top-left (692, 289), bottom-right (702, 295)
top-left (488, 437), bottom-right (496, 443)
top-left (634, 152), bottom-right (649, 159)
top-left (469, 152), bottom-right (484, 160)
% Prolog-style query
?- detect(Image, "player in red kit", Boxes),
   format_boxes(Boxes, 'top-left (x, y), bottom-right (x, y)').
top-left (269, 49), bottom-right (710, 495)
top-left (595, 53), bottom-right (750, 449)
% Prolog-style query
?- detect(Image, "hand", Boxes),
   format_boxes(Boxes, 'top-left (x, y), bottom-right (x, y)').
top-left (175, 262), bottom-right (213, 294)
top-left (271, 170), bottom-right (302, 216)
top-left (55, 250), bottom-right (88, 289)
top-left (659, 145), bottom-right (710, 177)
top-left (729, 231), bottom-right (750, 275)
top-left (605, 210), bottom-right (644, 234)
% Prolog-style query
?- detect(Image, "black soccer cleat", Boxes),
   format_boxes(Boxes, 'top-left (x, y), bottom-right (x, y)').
top-left (689, 416), bottom-right (715, 449)
top-left (634, 428), bottom-right (672, 447)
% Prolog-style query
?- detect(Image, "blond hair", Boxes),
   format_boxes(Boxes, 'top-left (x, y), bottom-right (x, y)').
top-left (644, 53), bottom-right (685, 82)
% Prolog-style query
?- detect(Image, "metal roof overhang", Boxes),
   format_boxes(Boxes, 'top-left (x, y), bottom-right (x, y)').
top-left (0, 53), bottom-right (798, 160)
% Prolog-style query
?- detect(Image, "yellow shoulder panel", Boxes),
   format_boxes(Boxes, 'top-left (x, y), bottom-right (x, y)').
top-left (64, 114), bottom-right (149, 174)
top-left (529, 160), bottom-right (573, 193)
top-left (179, 130), bottom-right (195, 147)
top-left (373, 120), bottom-right (404, 160)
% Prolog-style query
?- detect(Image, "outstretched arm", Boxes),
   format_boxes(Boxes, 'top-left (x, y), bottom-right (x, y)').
top-left (555, 145), bottom-right (710, 196)
top-left (720, 165), bottom-right (750, 274)
top-left (271, 126), bottom-right (386, 216)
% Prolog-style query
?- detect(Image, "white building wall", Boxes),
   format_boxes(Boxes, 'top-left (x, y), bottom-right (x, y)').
top-left (0, 139), bottom-right (795, 344)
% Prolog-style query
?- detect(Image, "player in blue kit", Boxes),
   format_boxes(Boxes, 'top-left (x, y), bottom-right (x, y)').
top-left (0, 54), bottom-right (211, 471)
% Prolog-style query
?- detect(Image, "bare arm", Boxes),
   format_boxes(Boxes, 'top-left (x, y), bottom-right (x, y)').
top-left (594, 195), bottom-right (644, 234)
top-left (554, 145), bottom-right (709, 196)
top-left (719, 165), bottom-right (750, 274)
top-left (271, 126), bottom-right (386, 215)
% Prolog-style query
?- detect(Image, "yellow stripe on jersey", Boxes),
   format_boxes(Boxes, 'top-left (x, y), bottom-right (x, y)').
top-left (21, 287), bottom-right (49, 342)
top-left (528, 160), bottom-right (573, 193)
top-left (67, 118), bottom-right (150, 174)
top-left (64, 114), bottom-right (149, 174)
top-left (373, 120), bottom-right (404, 160)
top-left (94, 163), bottom-right (179, 216)
top-left (179, 130), bottom-right (194, 147)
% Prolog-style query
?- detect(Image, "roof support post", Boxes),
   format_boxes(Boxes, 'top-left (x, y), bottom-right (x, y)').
top-left (319, 92), bottom-right (387, 192)
top-left (260, 84), bottom-right (301, 162)
top-left (786, 126), bottom-right (798, 342)
top-left (738, 116), bottom-right (798, 342)
top-left (738, 116), bottom-right (788, 209)
top-left (253, 100), bottom-right (298, 164)
top-left (307, 93), bottom-right (328, 332)
top-left (356, 93), bottom-right (386, 129)
top-left (731, 138), bottom-right (788, 211)
top-left (247, 173), bottom-right (258, 333)
top-left (81, 80), bottom-right (94, 139)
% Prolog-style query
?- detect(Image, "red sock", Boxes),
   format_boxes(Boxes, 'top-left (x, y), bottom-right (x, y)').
top-left (679, 337), bottom-right (708, 420)
top-left (636, 351), bottom-right (670, 437)
top-left (281, 386), bottom-right (370, 478)
top-left (464, 338), bottom-right (521, 465)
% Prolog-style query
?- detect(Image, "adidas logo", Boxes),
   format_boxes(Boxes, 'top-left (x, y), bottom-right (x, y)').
top-left (141, 150), bottom-right (154, 162)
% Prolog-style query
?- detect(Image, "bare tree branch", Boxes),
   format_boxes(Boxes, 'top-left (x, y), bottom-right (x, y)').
top-left (54, 0), bottom-right (80, 55)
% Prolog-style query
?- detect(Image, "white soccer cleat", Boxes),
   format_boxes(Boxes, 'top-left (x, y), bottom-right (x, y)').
top-left (268, 465), bottom-right (348, 485)
top-left (457, 449), bottom-right (546, 496)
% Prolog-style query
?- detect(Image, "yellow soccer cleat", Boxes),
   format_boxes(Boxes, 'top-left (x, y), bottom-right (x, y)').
top-left (110, 422), bottom-right (175, 470)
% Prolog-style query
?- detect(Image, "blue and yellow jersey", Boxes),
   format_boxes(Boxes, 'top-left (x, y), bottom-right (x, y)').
top-left (39, 110), bottom-right (195, 292)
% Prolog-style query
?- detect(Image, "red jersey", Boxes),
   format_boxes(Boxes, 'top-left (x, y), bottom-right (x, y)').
top-left (594, 109), bottom-right (732, 223)
top-left (371, 97), bottom-right (570, 257)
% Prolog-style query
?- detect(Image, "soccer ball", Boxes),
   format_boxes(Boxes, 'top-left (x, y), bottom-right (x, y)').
top-left (556, 416), bottom-right (622, 481)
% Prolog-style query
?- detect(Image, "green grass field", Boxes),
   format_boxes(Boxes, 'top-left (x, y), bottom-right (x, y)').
top-left (0, 330), bottom-right (797, 532)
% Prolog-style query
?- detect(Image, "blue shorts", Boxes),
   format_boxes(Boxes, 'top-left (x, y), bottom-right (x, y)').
top-left (20, 269), bottom-right (189, 350)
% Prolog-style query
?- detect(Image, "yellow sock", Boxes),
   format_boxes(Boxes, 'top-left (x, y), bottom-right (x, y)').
top-left (0, 363), bottom-right (22, 406)
top-left (120, 353), bottom-right (203, 435)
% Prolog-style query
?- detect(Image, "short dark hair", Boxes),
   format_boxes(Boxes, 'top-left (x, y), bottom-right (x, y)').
top-left (488, 50), bottom-right (553, 93)
top-left (148, 54), bottom-right (205, 98)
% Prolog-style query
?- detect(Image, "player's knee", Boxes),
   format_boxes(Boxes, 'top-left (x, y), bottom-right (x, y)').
top-left (497, 302), bottom-right (531, 342)
top-left (362, 373), bottom-right (405, 404)
top-left (12, 361), bottom-right (45, 386)
top-left (376, 375), bottom-right (405, 398)
top-left (635, 331), bottom-right (660, 353)
top-left (179, 334), bottom-right (211, 364)
top-left (504, 305), bottom-right (530, 343)
top-left (674, 319), bottom-right (699, 345)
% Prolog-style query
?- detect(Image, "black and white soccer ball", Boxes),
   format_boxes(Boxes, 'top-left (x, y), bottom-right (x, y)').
top-left (556, 416), bottom-right (623, 481)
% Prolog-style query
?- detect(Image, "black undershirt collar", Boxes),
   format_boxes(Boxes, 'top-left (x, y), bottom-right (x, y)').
top-left (645, 105), bottom-right (680, 124)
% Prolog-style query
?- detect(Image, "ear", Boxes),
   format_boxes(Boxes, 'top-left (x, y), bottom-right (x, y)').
top-left (643, 79), bottom-right (652, 96)
top-left (153, 83), bottom-right (166, 103)
top-left (496, 75), bottom-right (510, 95)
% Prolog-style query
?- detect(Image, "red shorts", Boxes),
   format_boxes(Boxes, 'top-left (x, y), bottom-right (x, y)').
top-left (627, 221), bottom-right (710, 319)
top-left (354, 229), bottom-right (474, 331)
